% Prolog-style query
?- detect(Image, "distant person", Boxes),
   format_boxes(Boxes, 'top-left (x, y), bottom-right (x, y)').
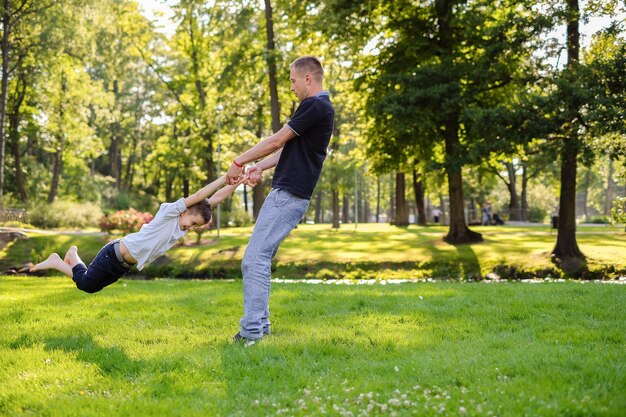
top-left (493, 213), bottom-right (505, 225)
top-left (30, 176), bottom-right (245, 293)
top-left (432, 207), bottom-right (442, 223)
top-left (482, 208), bottom-right (490, 225)
top-left (225, 56), bottom-right (334, 345)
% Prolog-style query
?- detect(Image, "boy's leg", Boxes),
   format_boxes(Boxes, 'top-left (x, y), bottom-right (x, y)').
top-left (30, 253), bottom-right (74, 277)
top-left (239, 189), bottom-right (309, 340)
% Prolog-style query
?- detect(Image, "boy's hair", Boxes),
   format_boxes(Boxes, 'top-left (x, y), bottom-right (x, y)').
top-left (290, 56), bottom-right (324, 82)
top-left (188, 198), bottom-right (212, 224)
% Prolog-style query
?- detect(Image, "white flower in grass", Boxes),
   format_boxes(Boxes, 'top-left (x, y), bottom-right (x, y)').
top-left (388, 398), bottom-right (401, 406)
top-left (459, 406), bottom-right (467, 414)
top-left (380, 404), bottom-right (388, 412)
top-left (394, 366), bottom-right (400, 372)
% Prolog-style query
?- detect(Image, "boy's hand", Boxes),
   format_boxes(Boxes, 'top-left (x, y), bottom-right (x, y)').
top-left (245, 165), bottom-right (263, 187)
top-left (225, 161), bottom-right (244, 185)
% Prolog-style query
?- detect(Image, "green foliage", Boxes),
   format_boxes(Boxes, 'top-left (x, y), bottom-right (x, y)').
top-left (526, 207), bottom-right (548, 223)
top-left (610, 196), bottom-right (626, 225)
top-left (0, 278), bottom-right (624, 416)
top-left (28, 200), bottom-right (103, 229)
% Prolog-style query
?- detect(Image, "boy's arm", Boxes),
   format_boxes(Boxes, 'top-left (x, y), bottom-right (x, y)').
top-left (245, 149), bottom-right (282, 186)
top-left (184, 176), bottom-right (226, 208)
top-left (207, 183), bottom-right (239, 208)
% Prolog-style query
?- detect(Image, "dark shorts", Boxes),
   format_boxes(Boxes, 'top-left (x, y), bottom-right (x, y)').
top-left (72, 241), bottom-right (131, 293)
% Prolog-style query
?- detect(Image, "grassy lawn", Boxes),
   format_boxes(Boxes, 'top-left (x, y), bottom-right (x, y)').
top-left (0, 277), bottom-right (624, 416)
top-left (3, 223), bottom-right (626, 280)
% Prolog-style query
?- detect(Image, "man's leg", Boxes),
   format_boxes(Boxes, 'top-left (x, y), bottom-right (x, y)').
top-left (239, 189), bottom-right (309, 339)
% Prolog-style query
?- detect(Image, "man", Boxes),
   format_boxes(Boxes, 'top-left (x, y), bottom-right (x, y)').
top-left (225, 56), bottom-right (334, 345)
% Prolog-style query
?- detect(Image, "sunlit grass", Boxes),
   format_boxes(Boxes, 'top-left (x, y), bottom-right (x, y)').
top-left (1, 276), bottom-right (624, 416)
top-left (2, 224), bottom-right (625, 280)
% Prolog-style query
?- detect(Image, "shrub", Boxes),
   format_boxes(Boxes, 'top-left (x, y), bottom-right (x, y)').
top-left (29, 200), bottom-right (104, 229)
top-left (586, 215), bottom-right (610, 224)
top-left (525, 207), bottom-right (547, 223)
top-left (99, 208), bottom-right (154, 234)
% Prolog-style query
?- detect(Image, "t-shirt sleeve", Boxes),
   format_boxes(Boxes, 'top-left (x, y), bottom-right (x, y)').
top-left (287, 99), bottom-right (320, 136)
top-left (159, 198), bottom-right (187, 219)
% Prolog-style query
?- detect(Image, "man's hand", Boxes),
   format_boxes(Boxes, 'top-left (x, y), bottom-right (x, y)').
top-left (245, 164), bottom-right (263, 187)
top-left (225, 161), bottom-right (244, 185)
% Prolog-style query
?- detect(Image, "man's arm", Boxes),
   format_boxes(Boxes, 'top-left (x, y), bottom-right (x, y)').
top-left (225, 125), bottom-right (296, 184)
top-left (184, 176), bottom-right (226, 208)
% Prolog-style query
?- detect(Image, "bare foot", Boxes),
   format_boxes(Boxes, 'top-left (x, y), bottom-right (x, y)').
top-left (63, 246), bottom-right (78, 264)
top-left (30, 253), bottom-right (63, 272)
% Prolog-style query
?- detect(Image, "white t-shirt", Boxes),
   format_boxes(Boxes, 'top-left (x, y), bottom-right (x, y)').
top-left (121, 198), bottom-right (188, 270)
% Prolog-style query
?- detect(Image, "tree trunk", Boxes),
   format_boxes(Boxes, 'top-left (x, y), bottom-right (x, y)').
top-left (395, 172), bottom-right (409, 226)
top-left (582, 167), bottom-right (590, 219)
top-left (0, 0), bottom-right (11, 206)
top-left (8, 79), bottom-right (27, 202)
top-left (436, 0), bottom-right (481, 244)
top-left (605, 157), bottom-right (613, 216)
top-left (264, 0), bottom-right (281, 134)
top-left (342, 193), bottom-right (350, 223)
top-left (505, 162), bottom-right (522, 220)
top-left (521, 164), bottom-right (529, 221)
top-left (376, 176), bottom-right (380, 223)
top-left (48, 74), bottom-right (67, 204)
top-left (332, 188), bottom-right (339, 228)
top-left (314, 191), bottom-right (322, 223)
top-left (442, 116), bottom-right (482, 244)
top-left (552, 0), bottom-right (586, 274)
top-left (389, 173), bottom-right (395, 224)
top-left (412, 168), bottom-right (426, 225)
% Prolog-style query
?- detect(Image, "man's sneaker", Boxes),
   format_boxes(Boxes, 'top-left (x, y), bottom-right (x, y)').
top-left (232, 332), bottom-right (257, 347)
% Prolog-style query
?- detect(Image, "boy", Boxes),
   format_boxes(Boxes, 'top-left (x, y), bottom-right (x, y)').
top-left (30, 176), bottom-right (241, 293)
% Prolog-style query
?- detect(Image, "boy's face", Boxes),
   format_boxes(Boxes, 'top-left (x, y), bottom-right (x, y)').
top-left (290, 67), bottom-right (309, 101)
top-left (179, 210), bottom-right (206, 231)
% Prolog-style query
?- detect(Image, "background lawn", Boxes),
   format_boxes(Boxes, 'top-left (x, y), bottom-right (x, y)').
top-left (0, 276), bottom-right (624, 416)
top-left (3, 223), bottom-right (626, 280)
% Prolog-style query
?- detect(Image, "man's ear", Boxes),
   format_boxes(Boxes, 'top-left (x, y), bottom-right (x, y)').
top-left (305, 73), bottom-right (312, 85)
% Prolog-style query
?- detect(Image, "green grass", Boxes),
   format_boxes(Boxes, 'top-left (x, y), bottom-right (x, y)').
top-left (4, 224), bottom-right (626, 280)
top-left (1, 276), bottom-right (624, 416)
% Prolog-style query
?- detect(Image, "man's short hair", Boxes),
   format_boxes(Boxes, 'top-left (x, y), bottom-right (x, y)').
top-left (290, 56), bottom-right (324, 82)
top-left (188, 198), bottom-right (212, 224)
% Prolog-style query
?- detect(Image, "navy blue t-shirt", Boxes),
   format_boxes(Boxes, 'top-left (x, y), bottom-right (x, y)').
top-left (272, 93), bottom-right (334, 199)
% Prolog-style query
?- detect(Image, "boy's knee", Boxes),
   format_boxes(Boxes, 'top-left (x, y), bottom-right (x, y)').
top-left (75, 281), bottom-right (102, 294)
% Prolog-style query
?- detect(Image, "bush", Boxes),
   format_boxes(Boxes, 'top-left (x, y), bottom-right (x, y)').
top-left (29, 200), bottom-right (104, 229)
top-left (525, 207), bottom-right (547, 223)
top-left (99, 208), bottom-right (154, 234)
top-left (585, 215), bottom-right (610, 224)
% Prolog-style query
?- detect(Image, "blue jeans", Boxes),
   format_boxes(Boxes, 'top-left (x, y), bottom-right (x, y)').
top-left (72, 240), bottom-right (131, 293)
top-left (239, 188), bottom-right (310, 339)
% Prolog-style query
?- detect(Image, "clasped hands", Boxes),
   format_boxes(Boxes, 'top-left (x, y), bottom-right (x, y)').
top-left (226, 162), bottom-right (262, 187)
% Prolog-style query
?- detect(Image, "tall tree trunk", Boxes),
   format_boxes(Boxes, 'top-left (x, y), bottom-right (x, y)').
top-left (442, 115), bottom-right (482, 243)
top-left (505, 162), bottom-right (522, 220)
top-left (8, 79), bottom-right (27, 202)
top-left (0, 0), bottom-right (11, 206)
top-left (314, 191), bottom-right (322, 224)
top-left (521, 164), bottom-right (529, 221)
top-left (342, 193), bottom-right (350, 223)
top-left (552, 0), bottom-right (586, 274)
top-left (395, 172), bottom-right (409, 226)
top-left (252, 110), bottom-right (265, 220)
top-left (264, 0), bottom-right (282, 134)
top-left (605, 157), bottom-right (614, 216)
top-left (48, 74), bottom-right (67, 204)
top-left (412, 168), bottom-right (426, 225)
top-left (332, 188), bottom-right (339, 228)
top-left (582, 167), bottom-right (590, 218)
top-left (436, 0), bottom-right (481, 244)
top-left (376, 176), bottom-right (380, 223)
top-left (389, 173), bottom-right (395, 224)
